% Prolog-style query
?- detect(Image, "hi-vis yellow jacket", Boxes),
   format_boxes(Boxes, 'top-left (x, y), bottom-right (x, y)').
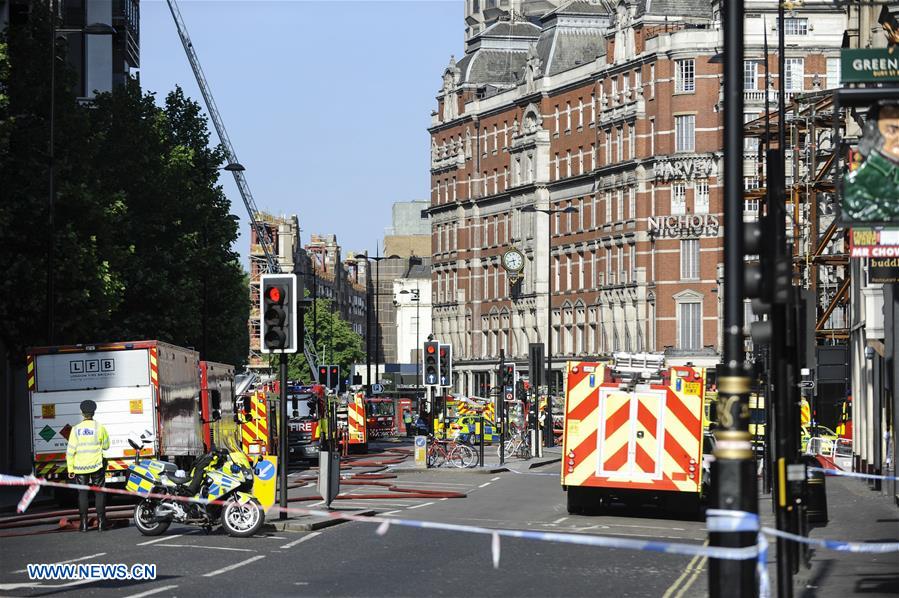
top-left (66, 419), bottom-right (110, 475)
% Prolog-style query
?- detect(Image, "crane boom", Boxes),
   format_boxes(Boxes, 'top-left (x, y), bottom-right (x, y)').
top-left (165, 0), bottom-right (279, 274)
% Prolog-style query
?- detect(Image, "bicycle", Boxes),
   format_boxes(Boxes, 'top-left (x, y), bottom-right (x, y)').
top-left (497, 430), bottom-right (532, 461)
top-left (427, 435), bottom-right (477, 468)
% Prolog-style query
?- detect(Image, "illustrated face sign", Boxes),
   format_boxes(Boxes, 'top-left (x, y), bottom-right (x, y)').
top-left (842, 103), bottom-right (899, 222)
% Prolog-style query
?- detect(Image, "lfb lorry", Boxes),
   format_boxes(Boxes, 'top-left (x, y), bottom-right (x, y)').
top-left (28, 341), bottom-right (207, 487)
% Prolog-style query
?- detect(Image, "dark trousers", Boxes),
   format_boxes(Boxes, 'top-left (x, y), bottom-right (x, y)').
top-left (75, 469), bottom-right (106, 521)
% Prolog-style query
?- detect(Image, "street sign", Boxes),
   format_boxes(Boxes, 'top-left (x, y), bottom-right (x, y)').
top-left (505, 392), bottom-right (513, 401)
top-left (841, 49), bottom-right (899, 84)
top-left (372, 383), bottom-right (383, 394)
top-left (799, 380), bottom-right (816, 390)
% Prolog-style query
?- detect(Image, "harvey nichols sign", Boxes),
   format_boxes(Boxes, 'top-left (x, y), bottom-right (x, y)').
top-left (648, 214), bottom-right (720, 238)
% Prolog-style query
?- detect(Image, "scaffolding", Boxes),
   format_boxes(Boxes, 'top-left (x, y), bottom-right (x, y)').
top-left (744, 89), bottom-right (849, 343)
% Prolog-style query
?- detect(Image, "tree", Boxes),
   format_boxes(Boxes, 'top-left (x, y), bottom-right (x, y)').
top-left (274, 298), bottom-right (365, 384)
top-left (0, 5), bottom-right (248, 368)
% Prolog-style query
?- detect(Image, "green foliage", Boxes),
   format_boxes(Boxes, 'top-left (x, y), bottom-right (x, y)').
top-left (0, 6), bottom-right (248, 367)
top-left (272, 298), bottom-right (365, 384)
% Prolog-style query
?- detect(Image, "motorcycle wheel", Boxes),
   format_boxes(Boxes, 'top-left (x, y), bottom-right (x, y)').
top-left (133, 499), bottom-right (170, 536)
top-left (221, 498), bottom-right (264, 538)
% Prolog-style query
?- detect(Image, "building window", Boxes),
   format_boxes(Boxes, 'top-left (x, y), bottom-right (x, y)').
top-left (606, 247), bottom-right (613, 284)
top-left (649, 118), bottom-right (655, 155)
top-left (629, 245), bottom-right (637, 282)
top-left (618, 246), bottom-right (625, 284)
top-left (826, 57), bottom-right (840, 89)
top-left (605, 130), bottom-right (612, 164)
top-left (554, 106), bottom-right (560, 135)
top-left (554, 255), bottom-right (560, 290)
top-left (628, 124), bottom-right (635, 159)
top-left (680, 239), bottom-right (700, 280)
top-left (695, 180), bottom-right (710, 214)
top-left (616, 189), bottom-right (624, 222)
top-left (744, 60), bottom-right (759, 91)
top-left (783, 17), bottom-right (808, 36)
top-left (675, 59), bottom-right (695, 93)
top-left (611, 77), bottom-right (618, 100)
top-left (649, 63), bottom-right (655, 98)
top-left (785, 58), bottom-right (804, 92)
top-left (744, 112), bottom-right (760, 151)
top-left (605, 191), bottom-right (612, 222)
top-left (628, 187), bottom-right (636, 219)
top-left (675, 115), bottom-right (695, 152)
top-left (671, 182), bottom-right (687, 215)
top-left (677, 300), bottom-right (702, 350)
top-left (615, 127), bottom-right (623, 161)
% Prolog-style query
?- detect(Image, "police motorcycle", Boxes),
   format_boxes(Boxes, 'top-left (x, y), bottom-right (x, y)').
top-left (125, 435), bottom-right (264, 538)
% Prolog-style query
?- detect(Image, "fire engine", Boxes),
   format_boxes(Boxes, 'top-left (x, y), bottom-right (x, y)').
top-left (336, 391), bottom-right (368, 453)
top-left (365, 397), bottom-right (396, 438)
top-left (561, 353), bottom-right (708, 515)
top-left (286, 384), bottom-right (325, 461)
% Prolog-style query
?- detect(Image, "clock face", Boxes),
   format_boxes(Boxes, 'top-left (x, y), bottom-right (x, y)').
top-left (503, 250), bottom-right (524, 272)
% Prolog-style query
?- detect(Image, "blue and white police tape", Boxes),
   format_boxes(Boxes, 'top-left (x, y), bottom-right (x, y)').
top-left (706, 509), bottom-right (770, 598)
top-left (2, 472), bottom-right (899, 575)
top-left (808, 467), bottom-right (899, 482)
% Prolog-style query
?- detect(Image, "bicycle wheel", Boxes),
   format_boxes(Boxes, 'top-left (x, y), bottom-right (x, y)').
top-left (453, 444), bottom-right (478, 468)
top-left (427, 445), bottom-right (446, 468)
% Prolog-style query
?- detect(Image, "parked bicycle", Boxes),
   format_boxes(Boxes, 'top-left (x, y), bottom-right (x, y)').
top-left (427, 435), bottom-right (478, 468)
top-left (497, 430), bottom-right (532, 461)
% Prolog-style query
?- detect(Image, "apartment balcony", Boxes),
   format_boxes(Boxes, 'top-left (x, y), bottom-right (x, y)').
top-left (744, 89), bottom-right (799, 104)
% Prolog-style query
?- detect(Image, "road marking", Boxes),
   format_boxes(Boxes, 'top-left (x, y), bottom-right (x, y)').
top-left (662, 541), bottom-right (709, 598)
top-left (491, 476), bottom-right (501, 481)
top-left (406, 501), bottom-right (434, 510)
top-left (675, 555), bottom-right (707, 598)
top-left (13, 552), bottom-right (106, 573)
top-left (0, 579), bottom-right (97, 591)
top-left (478, 482), bottom-right (492, 488)
top-left (381, 510), bottom-right (402, 516)
top-left (202, 555), bottom-right (266, 577)
top-left (138, 534), bottom-right (183, 546)
top-left (553, 517), bottom-right (569, 524)
top-left (439, 498), bottom-right (448, 501)
top-left (281, 531), bottom-right (321, 549)
top-left (157, 544), bottom-right (253, 552)
top-left (123, 585), bottom-right (180, 598)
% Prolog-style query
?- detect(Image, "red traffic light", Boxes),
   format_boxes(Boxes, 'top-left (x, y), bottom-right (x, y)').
top-left (266, 286), bottom-right (283, 303)
top-left (439, 348), bottom-right (446, 357)
top-left (426, 345), bottom-right (436, 354)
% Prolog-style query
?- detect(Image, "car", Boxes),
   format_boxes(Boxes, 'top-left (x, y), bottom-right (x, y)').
top-left (448, 415), bottom-right (500, 444)
top-left (801, 425), bottom-right (839, 455)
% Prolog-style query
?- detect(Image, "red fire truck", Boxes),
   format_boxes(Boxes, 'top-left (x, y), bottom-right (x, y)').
top-left (365, 397), bottom-right (396, 438)
top-left (561, 353), bottom-right (708, 516)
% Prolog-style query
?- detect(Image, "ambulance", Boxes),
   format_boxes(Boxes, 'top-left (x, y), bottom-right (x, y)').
top-left (561, 353), bottom-right (707, 516)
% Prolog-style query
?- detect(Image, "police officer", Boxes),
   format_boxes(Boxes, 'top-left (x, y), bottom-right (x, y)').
top-left (66, 400), bottom-right (110, 532)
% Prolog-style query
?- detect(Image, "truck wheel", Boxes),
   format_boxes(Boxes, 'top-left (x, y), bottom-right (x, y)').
top-left (566, 486), bottom-right (588, 515)
top-left (133, 499), bottom-right (170, 536)
top-left (221, 498), bottom-right (265, 537)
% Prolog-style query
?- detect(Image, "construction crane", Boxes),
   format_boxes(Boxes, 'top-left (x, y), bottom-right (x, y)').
top-left (165, 0), bottom-right (279, 274)
top-left (166, 0), bottom-right (321, 380)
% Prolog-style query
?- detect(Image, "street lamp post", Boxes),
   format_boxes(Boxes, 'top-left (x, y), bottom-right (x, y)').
top-left (46, 7), bottom-right (116, 345)
top-left (399, 287), bottom-right (422, 391)
top-left (521, 204), bottom-right (577, 448)
top-left (365, 253), bottom-right (400, 394)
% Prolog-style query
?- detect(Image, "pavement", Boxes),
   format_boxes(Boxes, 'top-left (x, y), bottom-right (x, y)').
top-left (792, 475), bottom-right (899, 597)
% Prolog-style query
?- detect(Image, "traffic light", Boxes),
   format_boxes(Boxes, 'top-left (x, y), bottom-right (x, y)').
top-left (260, 274), bottom-right (298, 354)
top-left (501, 364), bottom-right (515, 389)
top-left (423, 341), bottom-right (440, 386)
top-left (438, 344), bottom-right (452, 388)
top-left (329, 365), bottom-right (340, 392)
top-left (318, 365), bottom-right (328, 385)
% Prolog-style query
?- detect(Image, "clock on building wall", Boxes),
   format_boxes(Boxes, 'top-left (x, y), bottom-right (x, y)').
top-left (502, 248), bottom-right (525, 283)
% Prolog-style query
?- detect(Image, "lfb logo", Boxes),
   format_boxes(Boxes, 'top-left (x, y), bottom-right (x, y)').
top-left (70, 359), bottom-right (115, 374)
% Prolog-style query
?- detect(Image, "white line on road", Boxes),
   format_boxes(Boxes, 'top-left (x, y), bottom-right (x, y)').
top-left (13, 552), bottom-right (106, 573)
top-left (0, 579), bottom-right (98, 591)
top-left (281, 531), bottom-right (321, 549)
top-left (478, 482), bottom-right (491, 488)
top-left (157, 544), bottom-right (253, 552)
top-left (553, 517), bottom-right (569, 524)
top-left (138, 534), bottom-right (183, 546)
top-left (122, 584), bottom-right (180, 598)
top-left (202, 555), bottom-right (266, 578)
top-left (491, 476), bottom-right (501, 481)
top-left (406, 501), bottom-right (434, 510)
top-left (381, 510), bottom-right (402, 516)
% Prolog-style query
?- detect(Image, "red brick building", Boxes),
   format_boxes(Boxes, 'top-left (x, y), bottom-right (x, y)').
top-left (427, 0), bottom-right (842, 395)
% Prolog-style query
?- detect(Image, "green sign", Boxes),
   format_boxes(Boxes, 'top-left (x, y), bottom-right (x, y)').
top-left (38, 425), bottom-right (56, 442)
top-left (841, 49), bottom-right (899, 83)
